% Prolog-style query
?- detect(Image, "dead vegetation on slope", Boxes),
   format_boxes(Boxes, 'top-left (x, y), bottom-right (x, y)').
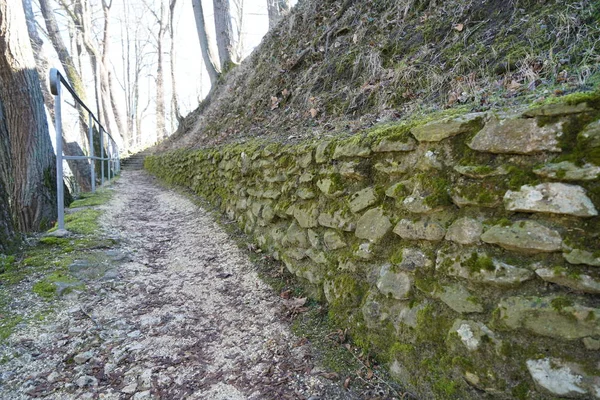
top-left (161, 0), bottom-right (600, 151)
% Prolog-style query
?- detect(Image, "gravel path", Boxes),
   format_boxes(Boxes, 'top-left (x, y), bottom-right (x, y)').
top-left (0, 170), bottom-right (355, 399)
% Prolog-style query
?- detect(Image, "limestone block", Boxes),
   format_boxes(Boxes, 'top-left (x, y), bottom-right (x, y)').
top-left (438, 250), bottom-right (534, 287)
top-left (324, 230), bottom-right (346, 250)
top-left (445, 217), bottom-right (483, 245)
top-left (481, 220), bottom-right (562, 254)
top-left (315, 141), bottom-right (332, 164)
top-left (355, 242), bottom-right (374, 260)
top-left (262, 204), bottom-right (275, 223)
top-left (523, 102), bottom-right (592, 117)
top-left (339, 161), bottom-right (366, 180)
top-left (332, 141), bottom-right (371, 159)
top-left (307, 229), bottom-right (321, 249)
top-left (526, 358), bottom-right (600, 399)
top-left (262, 188), bottom-right (281, 199)
top-left (468, 116), bottom-right (563, 154)
top-left (579, 119), bottom-right (600, 147)
top-left (451, 187), bottom-right (501, 208)
top-left (533, 161), bottom-right (600, 181)
top-left (391, 301), bottom-right (426, 329)
top-left (393, 219), bottom-right (446, 242)
top-left (385, 182), bottom-right (408, 199)
top-left (563, 248), bottom-right (600, 267)
top-left (411, 113), bottom-right (484, 142)
top-left (349, 187), bottom-right (378, 213)
top-left (293, 204), bottom-right (319, 228)
top-left (355, 208), bottom-right (392, 243)
top-left (395, 248), bottom-right (432, 271)
top-left (299, 172), bottom-right (315, 183)
top-left (282, 222), bottom-right (308, 248)
top-left (402, 192), bottom-right (441, 214)
top-left (297, 151), bottom-right (313, 168)
top-left (498, 296), bottom-right (600, 340)
top-left (285, 248), bottom-right (307, 261)
top-left (434, 283), bottom-right (483, 313)
top-left (362, 293), bottom-right (386, 329)
top-left (296, 188), bottom-right (316, 200)
top-left (453, 165), bottom-right (508, 178)
top-left (318, 210), bottom-right (355, 231)
top-left (316, 178), bottom-right (344, 197)
top-left (504, 183), bottom-right (597, 217)
top-left (535, 268), bottom-right (600, 294)
top-left (376, 265), bottom-right (412, 300)
top-left (306, 248), bottom-right (328, 264)
top-left (450, 320), bottom-right (499, 351)
top-left (372, 137), bottom-right (417, 152)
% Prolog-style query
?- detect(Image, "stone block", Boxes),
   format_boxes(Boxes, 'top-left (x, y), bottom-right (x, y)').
top-left (450, 320), bottom-right (500, 351)
top-left (372, 137), bottom-right (417, 152)
top-left (504, 183), bottom-right (597, 217)
top-left (522, 102), bottom-right (592, 117)
top-left (481, 220), bottom-right (562, 254)
top-left (433, 283), bottom-right (483, 313)
top-left (394, 248), bottom-right (432, 271)
top-left (315, 141), bottom-right (332, 163)
top-left (411, 113), bottom-right (484, 142)
top-left (355, 208), bottom-right (392, 242)
top-left (526, 358), bottom-right (600, 399)
top-left (563, 248), bottom-right (600, 267)
top-left (376, 264), bottom-right (412, 300)
top-left (498, 296), bottom-right (600, 340)
top-left (293, 204), bottom-right (319, 228)
top-left (535, 268), bottom-right (600, 294)
top-left (333, 141), bottom-right (371, 159)
top-left (349, 187), bottom-right (378, 213)
top-left (323, 230), bottom-right (346, 250)
top-left (445, 217), bottom-right (483, 245)
top-left (393, 219), bottom-right (446, 242)
top-left (318, 210), bottom-right (355, 231)
top-left (533, 161), bottom-right (600, 181)
top-left (468, 116), bottom-right (563, 154)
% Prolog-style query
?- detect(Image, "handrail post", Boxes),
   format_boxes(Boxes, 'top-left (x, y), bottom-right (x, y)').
top-left (100, 128), bottom-right (105, 186)
top-left (88, 113), bottom-right (96, 193)
top-left (50, 69), bottom-right (65, 231)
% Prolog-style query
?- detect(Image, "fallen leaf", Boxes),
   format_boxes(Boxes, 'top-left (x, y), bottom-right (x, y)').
top-left (320, 372), bottom-right (339, 380)
top-left (309, 108), bottom-right (318, 118)
top-left (282, 88), bottom-right (290, 97)
top-left (454, 23), bottom-right (464, 32)
top-left (344, 376), bottom-right (351, 389)
top-left (366, 369), bottom-right (374, 380)
top-left (270, 96), bottom-right (280, 110)
top-left (280, 289), bottom-right (292, 299)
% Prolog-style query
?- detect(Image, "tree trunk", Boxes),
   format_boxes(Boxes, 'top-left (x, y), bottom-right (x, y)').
top-left (213, 0), bottom-right (234, 71)
top-left (0, 98), bottom-right (17, 252)
top-left (25, 0), bottom-right (92, 192)
top-left (169, 0), bottom-right (183, 128)
top-left (0, 0), bottom-right (58, 231)
top-left (192, 0), bottom-right (220, 87)
top-left (155, 2), bottom-right (166, 142)
top-left (267, 0), bottom-right (290, 30)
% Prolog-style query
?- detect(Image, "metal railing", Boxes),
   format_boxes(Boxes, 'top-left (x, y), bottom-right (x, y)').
top-left (49, 68), bottom-right (120, 231)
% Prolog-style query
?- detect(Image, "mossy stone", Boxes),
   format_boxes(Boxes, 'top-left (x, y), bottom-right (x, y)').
top-left (393, 218), bottom-right (446, 242)
top-left (349, 187), bottom-right (378, 213)
top-left (535, 268), bottom-right (600, 294)
top-left (376, 264), bottom-right (412, 300)
top-left (504, 183), bottom-right (598, 217)
top-left (481, 220), bottom-right (563, 254)
top-left (469, 116), bottom-right (563, 154)
top-left (410, 113), bottom-right (484, 142)
top-left (354, 208), bottom-right (392, 243)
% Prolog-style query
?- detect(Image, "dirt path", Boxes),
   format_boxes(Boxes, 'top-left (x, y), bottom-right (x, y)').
top-left (0, 170), bottom-right (355, 399)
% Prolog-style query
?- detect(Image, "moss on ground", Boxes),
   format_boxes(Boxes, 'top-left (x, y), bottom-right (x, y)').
top-left (0, 186), bottom-right (115, 344)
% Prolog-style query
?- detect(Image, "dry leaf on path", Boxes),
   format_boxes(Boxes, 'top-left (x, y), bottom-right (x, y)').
top-left (454, 23), bottom-right (464, 31)
top-left (309, 108), bottom-right (318, 118)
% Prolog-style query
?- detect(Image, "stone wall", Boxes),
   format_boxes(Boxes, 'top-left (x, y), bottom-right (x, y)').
top-left (146, 96), bottom-right (600, 399)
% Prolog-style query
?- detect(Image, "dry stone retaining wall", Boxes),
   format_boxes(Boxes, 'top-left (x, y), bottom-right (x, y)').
top-left (146, 97), bottom-right (600, 399)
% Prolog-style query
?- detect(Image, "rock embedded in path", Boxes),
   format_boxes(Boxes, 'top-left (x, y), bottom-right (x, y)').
top-left (504, 183), bottom-right (598, 217)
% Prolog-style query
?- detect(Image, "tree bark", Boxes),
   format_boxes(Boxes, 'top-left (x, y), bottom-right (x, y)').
top-left (0, 0), bottom-right (58, 231)
top-left (267, 0), bottom-right (290, 30)
top-left (192, 0), bottom-right (220, 87)
top-left (212, 0), bottom-right (234, 71)
top-left (155, 2), bottom-right (167, 141)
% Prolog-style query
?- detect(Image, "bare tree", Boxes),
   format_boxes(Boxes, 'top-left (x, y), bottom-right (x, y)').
top-left (0, 0), bottom-right (57, 231)
top-left (266, 0), bottom-right (290, 29)
top-left (231, 0), bottom-right (245, 62)
top-left (24, 0), bottom-right (92, 192)
top-left (192, 0), bottom-right (220, 87)
top-left (169, 0), bottom-right (183, 128)
top-left (213, 0), bottom-right (234, 71)
top-left (0, 98), bottom-right (18, 252)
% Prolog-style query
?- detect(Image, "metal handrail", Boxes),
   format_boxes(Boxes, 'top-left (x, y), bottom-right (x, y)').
top-left (49, 68), bottom-right (120, 231)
